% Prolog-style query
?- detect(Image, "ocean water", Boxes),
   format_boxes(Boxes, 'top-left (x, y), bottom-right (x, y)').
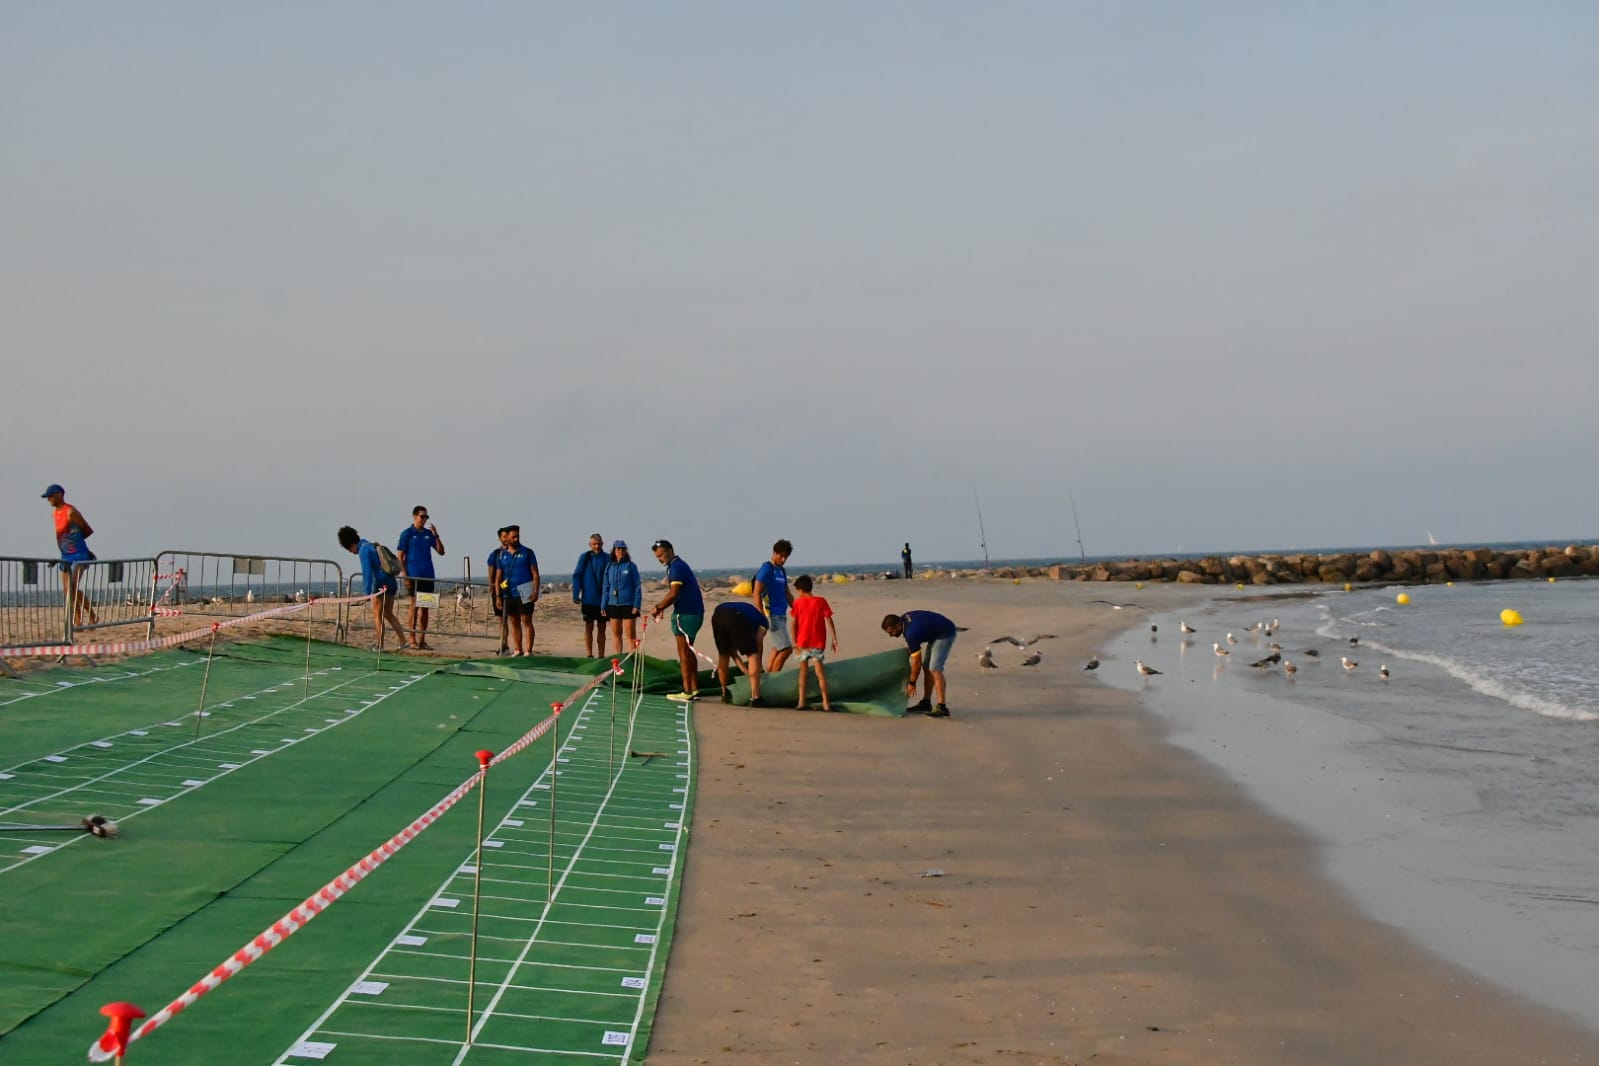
top-left (1101, 578), bottom-right (1599, 1030)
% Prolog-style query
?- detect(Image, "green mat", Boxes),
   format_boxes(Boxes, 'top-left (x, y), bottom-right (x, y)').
top-left (0, 636), bottom-right (694, 1064)
top-left (723, 648), bottom-right (912, 715)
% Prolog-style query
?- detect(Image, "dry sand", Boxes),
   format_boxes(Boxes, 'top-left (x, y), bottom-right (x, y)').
top-left (8, 576), bottom-right (1596, 1063)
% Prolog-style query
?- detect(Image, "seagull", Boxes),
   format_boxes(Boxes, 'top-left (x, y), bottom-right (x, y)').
top-left (1349, 637), bottom-right (1359, 646)
top-left (978, 648), bottom-right (998, 669)
top-left (1088, 600), bottom-right (1141, 610)
top-left (1303, 649), bottom-right (1320, 658)
top-left (294, 588), bottom-right (307, 603)
top-left (1150, 624), bottom-right (1158, 634)
top-left (1283, 660), bottom-right (1298, 679)
top-left (1226, 632), bottom-right (1238, 645)
top-left (992, 634), bottom-right (1058, 649)
top-left (1342, 656), bottom-right (1359, 671)
top-left (245, 589), bottom-right (255, 604)
top-left (1179, 621), bottom-right (1196, 634)
top-left (1244, 621), bottom-right (1263, 632)
top-left (1379, 664), bottom-right (1390, 681)
top-left (1213, 642), bottom-right (1230, 658)
top-left (1135, 660), bottom-right (1161, 676)
top-left (1083, 656), bottom-right (1100, 671)
top-left (1268, 643), bottom-right (1282, 652)
top-left (1020, 650), bottom-right (1043, 667)
top-left (1250, 652), bottom-right (1282, 668)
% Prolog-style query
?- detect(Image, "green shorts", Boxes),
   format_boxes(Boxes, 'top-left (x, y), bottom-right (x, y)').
top-left (672, 612), bottom-right (704, 643)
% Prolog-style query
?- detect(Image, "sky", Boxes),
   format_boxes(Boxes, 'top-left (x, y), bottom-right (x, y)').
top-left (3, 3), bottom-right (1595, 572)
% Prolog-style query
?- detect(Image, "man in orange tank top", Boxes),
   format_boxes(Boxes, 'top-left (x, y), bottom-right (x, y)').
top-left (42, 483), bottom-right (97, 628)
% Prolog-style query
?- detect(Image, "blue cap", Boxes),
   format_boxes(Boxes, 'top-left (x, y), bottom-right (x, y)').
top-left (612, 539), bottom-right (627, 550)
top-left (41, 484), bottom-right (64, 498)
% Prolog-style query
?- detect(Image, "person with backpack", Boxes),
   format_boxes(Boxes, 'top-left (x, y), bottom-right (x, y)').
top-left (337, 525), bottom-right (410, 651)
top-left (571, 532), bottom-right (611, 657)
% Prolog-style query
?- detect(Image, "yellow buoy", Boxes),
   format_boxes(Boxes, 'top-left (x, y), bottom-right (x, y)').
top-left (1235, 583), bottom-right (1245, 590)
top-left (831, 573), bottom-right (849, 584)
top-left (1500, 608), bottom-right (1523, 627)
top-left (1396, 592), bottom-right (1410, 605)
top-left (1134, 582), bottom-right (1144, 590)
top-left (1446, 581), bottom-right (1454, 587)
top-left (1548, 576), bottom-right (1556, 583)
top-left (1343, 583), bottom-right (1353, 592)
top-left (732, 580), bottom-right (753, 596)
top-left (1012, 578), bottom-right (1020, 585)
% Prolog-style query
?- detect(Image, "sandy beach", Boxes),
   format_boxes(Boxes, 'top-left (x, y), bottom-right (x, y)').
top-left (8, 576), bottom-right (1597, 1064)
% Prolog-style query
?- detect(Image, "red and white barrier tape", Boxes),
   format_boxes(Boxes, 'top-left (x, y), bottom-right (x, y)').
top-left (6, 595), bottom-right (373, 660)
top-left (89, 646), bottom-right (647, 1059)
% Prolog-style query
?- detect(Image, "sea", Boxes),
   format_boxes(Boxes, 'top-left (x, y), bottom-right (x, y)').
top-left (1101, 577), bottom-right (1599, 1030)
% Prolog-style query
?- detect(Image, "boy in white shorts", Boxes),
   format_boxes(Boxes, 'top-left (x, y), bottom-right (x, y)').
top-left (790, 575), bottom-right (839, 711)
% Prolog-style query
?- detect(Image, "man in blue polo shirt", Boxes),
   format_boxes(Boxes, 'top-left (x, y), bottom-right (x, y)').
top-left (397, 505), bottom-right (445, 650)
top-left (650, 538), bottom-right (704, 702)
top-left (881, 609), bottom-right (959, 718)
top-left (498, 525), bottom-right (540, 656)
top-left (753, 538), bottom-right (793, 673)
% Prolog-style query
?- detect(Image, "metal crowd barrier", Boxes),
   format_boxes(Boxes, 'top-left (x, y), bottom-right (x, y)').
top-left (153, 550), bottom-right (348, 640)
top-left (341, 564), bottom-right (502, 647)
top-left (1, 555), bottom-right (159, 650)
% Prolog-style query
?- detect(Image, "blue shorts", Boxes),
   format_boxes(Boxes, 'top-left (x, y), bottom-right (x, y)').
top-left (58, 549), bottom-right (96, 571)
top-left (372, 574), bottom-right (398, 598)
top-left (920, 634), bottom-right (956, 673)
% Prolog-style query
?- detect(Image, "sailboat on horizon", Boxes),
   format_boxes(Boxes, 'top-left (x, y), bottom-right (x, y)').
top-left (1428, 531), bottom-right (1439, 546)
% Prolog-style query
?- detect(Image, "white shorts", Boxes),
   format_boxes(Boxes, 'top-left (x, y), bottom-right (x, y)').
top-left (766, 614), bottom-right (793, 651)
top-left (798, 647), bottom-right (827, 663)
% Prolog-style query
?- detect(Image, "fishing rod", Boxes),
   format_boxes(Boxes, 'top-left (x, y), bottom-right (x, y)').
top-left (1068, 489), bottom-right (1087, 563)
top-left (974, 488), bottom-right (992, 571)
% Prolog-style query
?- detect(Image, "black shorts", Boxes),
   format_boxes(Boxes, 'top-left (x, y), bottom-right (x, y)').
top-left (605, 605), bottom-right (638, 621)
top-left (503, 596), bottom-right (536, 617)
top-left (581, 603), bottom-right (605, 623)
top-left (408, 578), bottom-right (435, 595)
top-left (712, 603), bottom-right (766, 657)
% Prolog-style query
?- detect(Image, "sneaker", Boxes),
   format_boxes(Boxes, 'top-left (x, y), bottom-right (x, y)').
top-left (666, 691), bottom-right (694, 702)
top-left (924, 704), bottom-right (951, 718)
top-left (910, 698), bottom-right (932, 713)
top-left (748, 696), bottom-right (769, 708)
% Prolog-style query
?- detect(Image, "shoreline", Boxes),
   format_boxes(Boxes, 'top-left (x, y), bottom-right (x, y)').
top-left (639, 579), bottom-right (1599, 1064)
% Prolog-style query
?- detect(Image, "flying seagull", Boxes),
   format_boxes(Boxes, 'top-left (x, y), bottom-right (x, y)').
top-left (1135, 660), bottom-right (1161, 676)
top-left (1088, 600), bottom-right (1142, 610)
top-left (992, 634), bottom-right (1058, 649)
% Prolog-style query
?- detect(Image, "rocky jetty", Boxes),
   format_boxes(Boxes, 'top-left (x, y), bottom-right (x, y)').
top-left (1032, 544), bottom-right (1599, 586)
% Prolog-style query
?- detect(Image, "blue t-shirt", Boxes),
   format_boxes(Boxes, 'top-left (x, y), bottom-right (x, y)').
top-left (666, 557), bottom-right (703, 615)
top-left (499, 545), bottom-right (538, 592)
top-left (719, 601), bottom-right (767, 629)
top-left (753, 560), bottom-right (789, 616)
top-left (901, 610), bottom-right (957, 648)
top-left (397, 525), bottom-right (438, 579)
top-left (358, 540), bottom-right (397, 596)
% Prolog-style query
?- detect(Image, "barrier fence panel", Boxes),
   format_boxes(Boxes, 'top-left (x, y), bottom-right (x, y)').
top-left (341, 570), bottom-right (502, 646)
top-left (1, 556), bottom-right (158, 650)
top-left (153, 551), bottom-right (347, 640)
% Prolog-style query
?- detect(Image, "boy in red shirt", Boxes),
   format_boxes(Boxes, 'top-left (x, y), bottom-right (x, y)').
top-left (790, 575), bottom-right (840, 711)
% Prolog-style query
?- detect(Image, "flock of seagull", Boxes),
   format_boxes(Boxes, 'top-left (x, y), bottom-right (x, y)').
top-left (1084, 612), bottom-right (1392, 685)
top-left (977, 633), bottom-right (1056, 670)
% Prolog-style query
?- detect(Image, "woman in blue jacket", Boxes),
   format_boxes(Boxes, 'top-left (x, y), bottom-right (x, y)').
top-left (603, 540), bottom-right (642, 651)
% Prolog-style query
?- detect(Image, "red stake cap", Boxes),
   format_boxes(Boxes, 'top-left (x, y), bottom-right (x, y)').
top-left (211, 622), bottom-right (220, 632)
top-left (96, 1002), bottom-right (147, 1057)
top-left (551, 701), bottom-right (564, 714)
top-left (475, 749), bottom-right (494, 768)
top-left (100, 1002), bottom-right (146, 1022)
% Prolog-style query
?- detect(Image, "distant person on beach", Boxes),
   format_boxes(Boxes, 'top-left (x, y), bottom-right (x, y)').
top-left (791, 575), bottom-right (839, 711)
top-left (397, 505), bottom-right (445, 650)
top-left (337, 525), bottom-right (409, 651)
top-left (711, 601), bottom-right (768, 706)
top-left (882, 609), bottom-right (957, 718)
top-left (603, 540), bottom-right (642, 652)
top-left (497, 525), bottom-right (540, 656)
top-left (487, 527), bottom-right (511, 655)
top-left (42, 484), bottom-right (97, 628)
top-left (650, 539), bottom-right (704, 702)
top-left (902, 542), bottom-right (913, 579)
top-left (753, 539), bottom-right (794, 672)
top-left (572, 533), bottom-right (611, 657)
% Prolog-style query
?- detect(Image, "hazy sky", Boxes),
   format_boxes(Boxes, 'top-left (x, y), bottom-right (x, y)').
top-left (4, 3), bottom-right (1595, 572)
